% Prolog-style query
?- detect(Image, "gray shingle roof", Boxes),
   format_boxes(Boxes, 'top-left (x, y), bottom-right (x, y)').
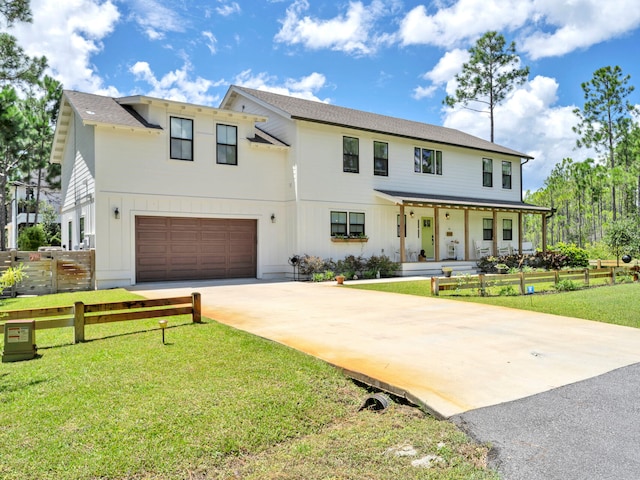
top-left (231, 86), bottom-right (532, 160)
top-left (64, 90), bottom-right (161, 130)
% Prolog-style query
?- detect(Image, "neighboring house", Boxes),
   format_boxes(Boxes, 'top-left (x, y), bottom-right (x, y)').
top-left (50, 87), bottom-right (550, 288)
top-left (6, 179), bottom-right (61, 249)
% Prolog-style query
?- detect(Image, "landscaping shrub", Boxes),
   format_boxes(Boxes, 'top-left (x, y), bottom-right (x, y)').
top-left (299, 254), bottom-right (398, 281)
top-left (17, 225), bottom-right (46, 251)
top-left (549, 242), bottom-right (589, 268)
top-left (555, 279), bottom-right (579, 291)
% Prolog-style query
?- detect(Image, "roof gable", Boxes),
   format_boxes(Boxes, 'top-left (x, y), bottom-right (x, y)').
top-left (225, 86), bottom-right (532, 160)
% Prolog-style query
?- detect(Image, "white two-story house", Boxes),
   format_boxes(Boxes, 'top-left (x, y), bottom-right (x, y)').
top-left (50, 87), bottom-right (549, 288)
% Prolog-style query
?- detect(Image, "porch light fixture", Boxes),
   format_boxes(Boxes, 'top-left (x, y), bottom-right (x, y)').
top-left (445, 212), bottom-right (450, 220)
top-left (270, 213), bottom-right (276, 223)
top-left (409, 210), bottom-right (415, 218)
top-left (113, 207), bottom-right (120, 219)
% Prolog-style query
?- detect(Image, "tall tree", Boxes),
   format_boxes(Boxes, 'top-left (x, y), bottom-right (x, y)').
top-left (444, 31), bottom-right (529, 142)
top-left (573, 66), bottom-right (636, 220)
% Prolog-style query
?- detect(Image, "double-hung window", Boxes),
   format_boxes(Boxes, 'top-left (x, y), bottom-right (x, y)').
top-left (483, 218), bottom-right (493, 241)
top-left (414, 148), bottom-right (442, 175)
top-left (373, 141), bottom-right (388, 176)
top-left (502, 161), bottom-right (512, 189)
top-left (503, 219), bottom-right (513, 241)
top-left (217, 124), bottom-right (237, 165)
top-left (170, 117), bottom-right (193, 161)
top-left (482, 158), bottom-right (493, 187)
top-left (343, 136), bottom-right (359, 173)
top-left (331, 211), bottom-right (365, 237)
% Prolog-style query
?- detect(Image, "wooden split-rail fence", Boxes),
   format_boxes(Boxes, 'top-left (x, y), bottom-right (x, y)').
top-left (0, 293), bottom-right (201, 343)
top-left (431, 267), bottom-right (636, 296)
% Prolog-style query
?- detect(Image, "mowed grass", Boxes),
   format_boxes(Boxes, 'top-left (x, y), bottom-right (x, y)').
top-left (0, 289), bottom-right (497, 480)
top-left (349, 280), bottom-right (640, 328)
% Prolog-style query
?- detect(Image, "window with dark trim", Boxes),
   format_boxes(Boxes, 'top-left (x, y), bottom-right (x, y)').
top-left (373, 141), bottom-right (388, 176)
top-left (349, 212), bottom-right (365, 236)
top-left (170, 116), bottom-right (193, 161)
top-left (502, 161), bottom-right (512, 189)
top-left (343, 136), bottom-right (359, 173)
top-left (483, 218), bottom-right (493, 240)
top-left (397, 214), bottom-right (407, 237)
top-left (331, 211), bottom-right (347, 236)
top-left (217, 124), bottom-right (238, 165)
top-left (331, 211), bottom-right (365, 237)
top-left (482, 158), bottom-right (493, 187)
top-left (414, 147), bottom-right (443, 175)
top-left (68, 221), bottom-right (72, 248)
top-left (79, 217), bottom-right (85, 243)
top-left (503, 219), bottom-right (513, 241)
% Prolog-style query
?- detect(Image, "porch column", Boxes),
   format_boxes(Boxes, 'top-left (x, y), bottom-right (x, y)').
top-left (464, 209), bottom-right (470, 260)
top-left (492, 210), bottom-right (498, 256)
top-left (518, 212), bottom-right (523, 254)
top-left (542, 212), bottom-right (548, 253)
top-left (434, 207), bottom-right (440, 261)
top-left (399, 204), bottom-right (406, 263)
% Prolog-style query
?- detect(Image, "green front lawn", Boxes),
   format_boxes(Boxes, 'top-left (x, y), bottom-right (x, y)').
top-left (350, 281), bottom-right (640, 328)
top-left (0, 289), bottom-right (497, 480)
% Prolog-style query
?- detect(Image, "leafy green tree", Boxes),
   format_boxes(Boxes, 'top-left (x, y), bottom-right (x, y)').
top-left (573, 66), bottom-right (636, 220)
top-left (603, 217), bottom-right (640, 265)
top-left (444, 31), bottom-right (529, 142)
top-left (40, 200), bottom-right (60, 245)
top-left (17, 223), bottom-right (45, 250)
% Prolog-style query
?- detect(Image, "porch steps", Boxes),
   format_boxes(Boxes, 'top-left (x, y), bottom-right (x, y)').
top-left (399, 261), bottom-right (479, 278)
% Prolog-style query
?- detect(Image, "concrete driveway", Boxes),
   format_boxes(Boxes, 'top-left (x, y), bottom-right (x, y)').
top-left (129, 278), bottom-right (640, 419)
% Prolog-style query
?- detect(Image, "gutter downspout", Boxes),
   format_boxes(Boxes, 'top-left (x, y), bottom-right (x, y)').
top-left (542, 207), bottom-right (557, 253)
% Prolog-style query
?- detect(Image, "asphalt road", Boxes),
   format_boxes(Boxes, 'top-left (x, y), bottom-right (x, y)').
top-left (452, 362), bottom-right (640, 480)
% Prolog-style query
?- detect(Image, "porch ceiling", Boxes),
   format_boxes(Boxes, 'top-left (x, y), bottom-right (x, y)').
top-left (374, 189), bottom-right (551, 214)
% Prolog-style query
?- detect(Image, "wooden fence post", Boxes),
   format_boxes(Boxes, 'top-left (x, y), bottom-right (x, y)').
top-left (74, 301), bottom-right (85, 343)
top-left (610, 267), bottom-right (615, 285)
top-left (192, 292), bottom-right (201, 323)
top-left (478, 274), bottom-right (485, 295)
top-left (51, 256), bottom-right (58, 294)
top-left (584, 268), bottom-right (589, 287)
top-left (519, 272), bottom-right (525, 295)
top-left (431, 277), bottom-right (439, 296)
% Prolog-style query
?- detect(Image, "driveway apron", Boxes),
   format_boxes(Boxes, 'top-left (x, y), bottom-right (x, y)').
top-left (129, 280), bottom-right (640, 419)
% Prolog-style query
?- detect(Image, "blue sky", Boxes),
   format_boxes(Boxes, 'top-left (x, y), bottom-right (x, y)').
top-left (11, 0), bottom-right (640, 191)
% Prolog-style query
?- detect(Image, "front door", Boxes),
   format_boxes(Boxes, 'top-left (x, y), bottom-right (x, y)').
top-left (421, 217), bottom-right (434, 259)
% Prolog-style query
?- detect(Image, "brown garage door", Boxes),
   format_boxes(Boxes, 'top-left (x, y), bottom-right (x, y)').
top-left (135, 216), bottom-right (257, 282)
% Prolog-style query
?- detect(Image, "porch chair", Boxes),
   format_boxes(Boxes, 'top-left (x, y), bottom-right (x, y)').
top-left (521, 241), bottom-right (535, 255)
top-left (497, 243), bottom-right (512, 256)
top-left (473, 240), bottom-right (491, 259)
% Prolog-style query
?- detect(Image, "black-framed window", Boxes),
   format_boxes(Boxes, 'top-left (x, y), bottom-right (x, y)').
top-left (414, 147), bottom-right (442, 175)
top-left (397, 214), bottom-right (407, 237)
top-left (373, 141), bottom-right (388, 176)
top-left (68, 220), bottom-right (72, 248)
top-left (331, 211), bottom-right (347, 236)
top-left (217, 124), bottom-right (237, 165)
top-left (343, 136), bottom-right (359, 173)
top-left (502, 161), bottom-right (512, 189)
top-left (503, 219), bottom-right (513, 241)
top-left (170, 116), bottom-right (193, 161)
top-left (349, 212), bottom-right (365, 236)
top-left (331, 211), bottom-right (365, 237)
top-left (79, 217), bottom-right (85, 243)
top-left (482, 158), bottom-right (493, 187)
top-left (483, 218), bottom-right (493, 240)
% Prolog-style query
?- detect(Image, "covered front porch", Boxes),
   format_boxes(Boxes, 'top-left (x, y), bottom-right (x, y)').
top-left (375, 190), bottom-right (552, 274)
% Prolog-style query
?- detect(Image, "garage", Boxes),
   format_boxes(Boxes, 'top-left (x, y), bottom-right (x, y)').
top-left (135, 216), bottom-right (257, 282)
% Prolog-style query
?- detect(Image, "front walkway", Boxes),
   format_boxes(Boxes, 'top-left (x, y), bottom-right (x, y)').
top-left (130, 279), bottom-right (640, 419)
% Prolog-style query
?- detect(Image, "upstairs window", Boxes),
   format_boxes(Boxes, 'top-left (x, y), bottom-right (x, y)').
top-left (343, 136), bottom-right (359, 173)
top-left (414, 148), bottom-right (442, 175)
top-left (483, 218), bottom-right (493, 240)
top-left (502, 161), bottom-right (512, 189)
top-left (170, 117), bottom-right (193, 161)
top-left (373, 141), bottom-right (388, 176)
top-left (217, 124), bottom-right (238, 165)
top-left (482, 158), bottom-right (493, 187)
top-left (503, 219), bottom-right (513, 241)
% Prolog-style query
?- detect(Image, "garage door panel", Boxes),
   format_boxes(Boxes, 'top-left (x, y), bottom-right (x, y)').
top-left (136, 216), bottom-right (256, 282)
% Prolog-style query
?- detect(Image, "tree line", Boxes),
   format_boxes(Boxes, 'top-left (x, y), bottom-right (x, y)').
top-left (446, 32), bottom-right (639, 258)
top-left (1, 0), bottom-right (62, 250)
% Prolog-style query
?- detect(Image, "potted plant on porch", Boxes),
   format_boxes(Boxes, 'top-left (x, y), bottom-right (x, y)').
top-left (441, 266), bottom-right (453, 278)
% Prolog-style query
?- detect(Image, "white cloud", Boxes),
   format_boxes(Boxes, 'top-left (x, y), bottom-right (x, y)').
top-left (12, 0), bottom-right (121, 95)
top-left (130, 61), bottom-right (223, 105)
top-left (412, 85), bottom-right (437, 100)
top-left (520, 0), bottom-right (640, 59)
top-left (216, 1), bottom-right (241, 17)
top-left (127, 0), bottom-right (186, 41)
top-left (274, 0), bottom-right (395, 55)
top-left (202, 31), bottom-right (217, 54)
top-left (442, 75), bottom-right (597, 191)
top-left (234, 70), bottom-right (331, 102)
top-left (423, 49), bottom-right (470, 84)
